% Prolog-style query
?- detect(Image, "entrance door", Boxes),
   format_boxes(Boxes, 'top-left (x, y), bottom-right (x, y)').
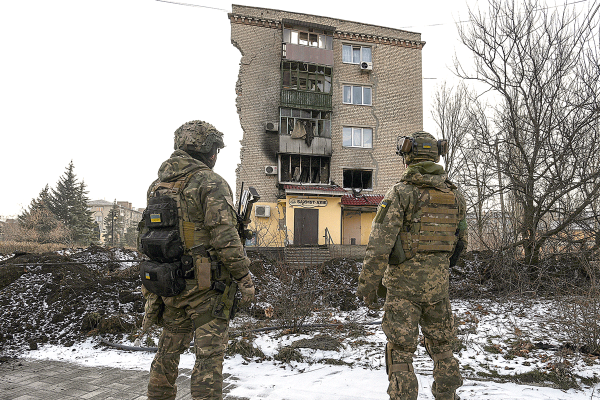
top-left (294, 208), bottom-right (319, 245)
top-left (343, 210), bottom-right (361, 245)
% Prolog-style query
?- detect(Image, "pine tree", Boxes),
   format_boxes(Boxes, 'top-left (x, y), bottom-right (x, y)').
top-left (103, 201), bottom-right (124, 247)
top-left (49, 161), bottom-right (95, 245)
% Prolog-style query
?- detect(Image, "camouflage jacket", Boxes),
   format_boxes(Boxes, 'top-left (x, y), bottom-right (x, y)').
top-left (145, 150), bottom-right (250, 308)
top-left (359, 161), bottom-right (468, 303)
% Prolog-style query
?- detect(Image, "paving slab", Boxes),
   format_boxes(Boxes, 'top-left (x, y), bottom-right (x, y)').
top-left (0, 359), bottom-right (248, 400)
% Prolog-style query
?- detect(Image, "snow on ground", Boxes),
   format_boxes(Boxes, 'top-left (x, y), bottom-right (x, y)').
top-left (24, 299), bottom-right (600, 399)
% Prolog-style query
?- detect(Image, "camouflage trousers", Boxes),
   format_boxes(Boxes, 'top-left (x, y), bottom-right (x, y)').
top-left (382, 295), bottom-right (462, 400)
top-left (147, 296), bottom-right (229, 400)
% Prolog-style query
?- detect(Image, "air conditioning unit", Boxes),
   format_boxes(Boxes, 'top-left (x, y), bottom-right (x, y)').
top-left (265, 122), bottom-right (279, 132)
top-left (264, 165), bottom-right (278, 175)
top-left (360, 61), bottom-right (373, 71)
top-left (255, 205), bottom-right (271, 218)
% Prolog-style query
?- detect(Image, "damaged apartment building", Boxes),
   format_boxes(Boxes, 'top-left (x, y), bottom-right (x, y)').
top-left (229, 5), bottom-right (424, 248)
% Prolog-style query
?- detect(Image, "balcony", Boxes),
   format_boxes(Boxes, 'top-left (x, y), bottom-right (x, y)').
top-left (279, 135), bottom-right (332, 156)
top-left (283, 43), bottom-right (334, 66)
top-left (281, 89), bottom-right (332, 111)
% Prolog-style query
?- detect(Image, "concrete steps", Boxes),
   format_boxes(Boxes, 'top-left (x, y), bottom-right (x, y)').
top-left (284, 245), bottom-right (331, 266)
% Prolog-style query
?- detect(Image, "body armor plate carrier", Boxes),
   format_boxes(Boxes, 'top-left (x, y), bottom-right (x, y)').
top-left (390, 187), bottom-right (459, 264)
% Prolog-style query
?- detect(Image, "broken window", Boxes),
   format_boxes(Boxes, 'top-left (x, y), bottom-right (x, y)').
top-left (343, 169), bottom-right (373, 190)
top-left (280, 155), bottom-right (330, 184)
top-left (280, 108), bottom-right (331, 138)
top-left (281, 61), bottom-right (332, 94)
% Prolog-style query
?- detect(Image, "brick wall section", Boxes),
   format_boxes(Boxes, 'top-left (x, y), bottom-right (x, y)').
top-left (230, 4), bottom-right (424, 202)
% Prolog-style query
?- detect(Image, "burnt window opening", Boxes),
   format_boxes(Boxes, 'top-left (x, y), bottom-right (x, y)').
top-left (343, 169), bottom-right (372, 190)
top-left (280, 155), bottom-right (330, 184)
top-left (280, 108), bottom-right (331, 138)
top-left (281, 61), bottom-right (332, 93)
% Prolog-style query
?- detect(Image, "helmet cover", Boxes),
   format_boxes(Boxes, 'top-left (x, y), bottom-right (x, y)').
top-left (174, 120), bottom-right (225, 154)
top-left (404, 131), bottom-right (440, 164)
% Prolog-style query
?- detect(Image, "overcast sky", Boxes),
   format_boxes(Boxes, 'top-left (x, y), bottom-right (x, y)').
top-left (0, 0), bottom-right (478, 217)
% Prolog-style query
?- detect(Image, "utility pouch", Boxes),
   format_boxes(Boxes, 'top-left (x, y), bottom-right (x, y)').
top-left (211, 281), bottom-right (238, 321)
top-left (140, 229), bottom-right (183, 263)
top-left (194, 255), bottom-right (212, 290)
top-left (140, 194), bottom-right (184, 263)
top-left (140, 260), bottom-right (186, 297)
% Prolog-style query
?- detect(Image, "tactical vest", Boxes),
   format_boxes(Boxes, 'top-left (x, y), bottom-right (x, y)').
top-left (139, 173), bottom-right (212, 296)
top-left (389, 186), bottom-right (459, 264)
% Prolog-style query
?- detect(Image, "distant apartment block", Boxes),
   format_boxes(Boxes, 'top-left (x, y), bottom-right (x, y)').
top-left (88, 200), bottom-right (143, 244)
top-left (230, 5), bottom-right (424, 247)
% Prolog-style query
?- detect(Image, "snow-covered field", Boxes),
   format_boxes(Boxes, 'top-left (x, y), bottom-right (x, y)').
top-left (24, 299), bottom-right (600, 400)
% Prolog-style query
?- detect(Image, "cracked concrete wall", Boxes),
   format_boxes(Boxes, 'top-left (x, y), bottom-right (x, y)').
top-left (231, 20), bottom-right (282, 202)
top-left (230, 5), bottom-right (423, 202)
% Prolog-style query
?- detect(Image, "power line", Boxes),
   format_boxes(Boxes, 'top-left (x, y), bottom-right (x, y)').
top-left (399, 0), bottom-right (590, 30)
top-left (155, 0), bottom-right (228, 12)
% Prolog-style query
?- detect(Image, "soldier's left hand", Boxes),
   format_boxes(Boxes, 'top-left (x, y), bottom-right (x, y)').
top-left (237, 273), bottom-right (255, 308)
top-left (356, 282), bottom-right (379, 309)
top-left (142, 314), bottom-right (153, 332)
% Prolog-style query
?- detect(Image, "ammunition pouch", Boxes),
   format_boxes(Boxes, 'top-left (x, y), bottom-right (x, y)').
top-left (140, 260), bottom-right (186, 297)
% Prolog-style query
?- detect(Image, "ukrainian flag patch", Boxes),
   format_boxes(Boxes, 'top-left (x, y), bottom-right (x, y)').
top-left (150, 213), bottom-right (162, 223)
top-left (374, 200), bottom-right (391, 223)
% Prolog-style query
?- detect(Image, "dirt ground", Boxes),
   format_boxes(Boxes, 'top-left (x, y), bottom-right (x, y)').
top-left (0, 245), bottom-right (362, 357)
top-left (0, 245), bottom-right (144, 356)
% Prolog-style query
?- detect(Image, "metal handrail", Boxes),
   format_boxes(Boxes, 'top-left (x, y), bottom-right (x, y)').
top-left (324, 227), bottom-right (334, 246)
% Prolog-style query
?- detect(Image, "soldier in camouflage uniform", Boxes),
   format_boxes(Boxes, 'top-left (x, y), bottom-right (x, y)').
top-left (141, 120), bottom-right (255, 400)
top-left (357, 131), bottom-right (467, 400)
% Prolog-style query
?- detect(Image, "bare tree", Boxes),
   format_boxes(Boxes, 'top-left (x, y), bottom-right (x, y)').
top-left (431, 81), bottom-right (470, 181)
top-left (455, 0), bottom-right (600, 266)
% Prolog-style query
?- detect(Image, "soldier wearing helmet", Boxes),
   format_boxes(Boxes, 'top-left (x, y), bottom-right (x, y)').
top-left (357, 131), bottom-right (467, 400)
top-left (140, 120), bottom-right (255, 400)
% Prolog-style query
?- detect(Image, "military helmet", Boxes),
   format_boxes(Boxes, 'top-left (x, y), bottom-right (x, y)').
top-left (174, 120), bottom-right (225, 154)
top-left (397, 131), bottom-right (447, 164)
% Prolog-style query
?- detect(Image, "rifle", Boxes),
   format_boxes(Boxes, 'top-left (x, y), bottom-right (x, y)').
top-left (236, 183), bottom-right (260, 242)
top-left (210, 184), bottom-right (260, 321)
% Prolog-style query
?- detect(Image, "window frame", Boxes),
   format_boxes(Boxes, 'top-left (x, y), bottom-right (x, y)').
top-left (284, 28), bottom-right (333, 50)
top-left (342, 85), bottom-right (372, 106)
top-left (342, 126), bottom-right (373, 149)
top-left (342, 44), bottom-right (372, 64)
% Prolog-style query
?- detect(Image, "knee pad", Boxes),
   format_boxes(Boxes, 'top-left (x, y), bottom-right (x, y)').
top-left (385, 342), bottom-right (414, 380)
top-left (424, 337), bottom-right (453, 363)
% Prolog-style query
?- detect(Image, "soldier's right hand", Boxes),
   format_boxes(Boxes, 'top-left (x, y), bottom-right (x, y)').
top-left (237, 273), bottom-right (255, 308)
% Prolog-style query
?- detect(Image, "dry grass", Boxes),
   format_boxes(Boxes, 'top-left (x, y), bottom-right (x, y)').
top-left (0, 241), bottom-right (67, 255)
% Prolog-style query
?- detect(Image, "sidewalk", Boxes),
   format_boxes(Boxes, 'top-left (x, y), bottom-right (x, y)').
top-left (0, 358), bottom-right (247, 400)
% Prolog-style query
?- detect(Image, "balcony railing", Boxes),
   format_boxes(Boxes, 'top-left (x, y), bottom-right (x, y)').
top-left (281, 89), bottom-right (332, 111)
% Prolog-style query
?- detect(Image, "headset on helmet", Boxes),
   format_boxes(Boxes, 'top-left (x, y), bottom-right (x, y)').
top-left (396, 131), bottom-right (448, 164)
